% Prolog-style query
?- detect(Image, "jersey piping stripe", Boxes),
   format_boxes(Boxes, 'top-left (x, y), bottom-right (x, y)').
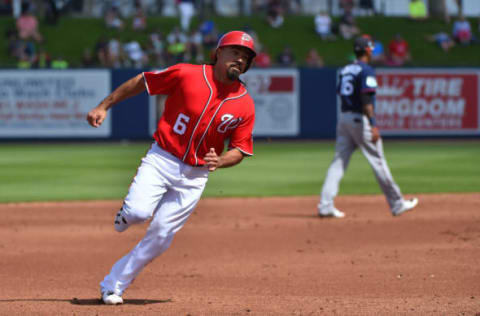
top-left (193, 90), bottom-right (248, 165)
top-left (181, 64), bottom-right (214, 162)
top-left (231, 146), bottom-right (253, 156)
top-left (142, 73), bottom-right (151, 95)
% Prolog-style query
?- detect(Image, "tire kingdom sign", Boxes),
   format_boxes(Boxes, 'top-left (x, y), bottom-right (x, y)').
top-left (375, 69), bottom-right (479, 135)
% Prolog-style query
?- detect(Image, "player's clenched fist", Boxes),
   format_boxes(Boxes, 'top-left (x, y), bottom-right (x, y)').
top-left (87, 107), bottom-right (107, 127)
top-left (204, 148), bottom-right (220, 172)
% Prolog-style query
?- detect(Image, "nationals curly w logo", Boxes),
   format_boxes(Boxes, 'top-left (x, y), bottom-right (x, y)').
top-left (217, 114), bottom-right (242, 133)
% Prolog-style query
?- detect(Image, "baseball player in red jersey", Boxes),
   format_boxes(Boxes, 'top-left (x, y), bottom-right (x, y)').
top-left (86, 31), bottom-right (256, 305)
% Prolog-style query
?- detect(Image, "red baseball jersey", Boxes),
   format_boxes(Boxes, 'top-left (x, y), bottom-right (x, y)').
top-left (143, 64), bottom-right (255, 166)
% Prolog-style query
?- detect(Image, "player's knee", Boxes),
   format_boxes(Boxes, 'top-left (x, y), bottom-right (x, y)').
top-left (148, 220), bottom-right (176, 240)
top-left (152, 231), bottom-right (175, 252)
top-left (122, 203), bottom-right (153, 224)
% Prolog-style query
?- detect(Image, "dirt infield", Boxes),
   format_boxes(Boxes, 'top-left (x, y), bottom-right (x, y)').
top-left (0, 193), bottom-right (479, 315)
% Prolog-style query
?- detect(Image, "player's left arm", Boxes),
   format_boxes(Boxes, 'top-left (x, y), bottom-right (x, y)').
top-left (204, 148), bottom-right (244, 172)
top-left (205, 106), bottom-right (254, 171)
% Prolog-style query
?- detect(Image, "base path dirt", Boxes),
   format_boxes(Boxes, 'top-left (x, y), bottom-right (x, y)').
top-left (0, 193), bottom-right (479, 315)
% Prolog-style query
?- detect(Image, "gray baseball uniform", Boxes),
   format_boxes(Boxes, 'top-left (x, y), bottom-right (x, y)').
top-left (319, 59), bottom-right (409, 216)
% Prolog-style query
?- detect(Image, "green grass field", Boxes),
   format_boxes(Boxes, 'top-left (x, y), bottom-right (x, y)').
top-left (0, 140), bottom-right (478, 203)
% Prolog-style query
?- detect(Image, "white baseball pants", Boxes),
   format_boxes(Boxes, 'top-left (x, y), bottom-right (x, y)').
top-left (100, 142), bottom-right (208, 296)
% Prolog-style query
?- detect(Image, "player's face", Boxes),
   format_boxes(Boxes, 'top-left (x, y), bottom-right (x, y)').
top-left (217, 46), bottom-right (252, 81)
top-left (365, 41), bottom-right (374, 62)
top-left (365, 49), bottom-right (372, 62)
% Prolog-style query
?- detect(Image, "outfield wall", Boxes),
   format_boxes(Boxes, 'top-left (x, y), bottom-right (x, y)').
top-left (0, 68), bottom-right (478, 140)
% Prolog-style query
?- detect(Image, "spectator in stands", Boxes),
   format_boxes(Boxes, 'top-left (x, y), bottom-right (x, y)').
top-left (203, 31), bottom-right (218, 51)
top-left (81, 48), bottom-right (96, 68)
top-left (44, 0), bottom-right (59, 25)
top-left (51, 55), bottom-right (69, 69)
top-left (17, 53), bottom-right (32, 69)
top-left (199, 20), bottom-right (218, 50)
top-left (147, 30), bottom-right (166, 67)
top-left (167, 26), bottom-right (188, 47)
top-left (132, 3), bottom-right (147, 31)
top-left (16, 3), bottom-right (43, 43)
top-left (166, 27), bottom-right (188, 64)
top-left (266, 0), bottom-right (284, 28)
top-left (276, 45), bottom-right (296, 67)
top-left (32, 47), bottom-right (51, 68)
top-left (314, 11), bottom-right (335, 41)
top-left (409, 0), bottom-right (428, 21)
top-left (371, 36), bottom-right (386, 65)
top-left (94, 35), bottom-right (109, 67)
top-left (339, 10), bottom-right (360, 40)
top-left (452, 15), bottom-right (472, 45)
top-left (123, 38), bottom-right (148, 68)
top-left (199, 18), bottom-right (214, 36)
top-left (425, 32), bottom-right (455, 52)
top-left (6, 28), bottom-right (23, 59)
top-left (386, 33), bottom-right (411, 66)
top-left (14, 39), bottom-right (36, 65)
top-left (254, 47), bottom-right (272, 68)
top-left (108, 36), bottom-right (124, 68)
top-left (187, 27), bottom-right (204, 63)
top-left (252, 0), bottom-right (267, 12)
top-left (105, 6), bottom-right (124, 30)
top-left (304, 48), bottom-right (324, 67)
top-left (178, 0), bottom-right (195, 32)
top-left (339, 0), bottom-right (354, 13)
top-left (287, 0), bottom-right (302, 14)
top-left (359, 0), bottom-right (375, 16)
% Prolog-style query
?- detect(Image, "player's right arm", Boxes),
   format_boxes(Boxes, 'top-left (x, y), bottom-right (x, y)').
top-left (87, 73), bottom-right (146, 127)
top-left (360, 66), bottom-right (379, 143)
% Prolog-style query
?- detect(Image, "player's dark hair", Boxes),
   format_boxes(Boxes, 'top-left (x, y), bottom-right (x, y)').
top-left (354, 50), bottom-right (367, 58)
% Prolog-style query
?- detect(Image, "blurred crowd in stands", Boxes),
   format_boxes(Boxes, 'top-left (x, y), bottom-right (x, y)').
top-left (314, 0), bottom-right (479, 67)
top-left (3, 0), bottom-right (480, 69)
top-left (6, 1), bottom-right (69, 68)
top-left (91, 0), bottom-right (216, 69)
top-left (88, 0), bottom-right (323, 69)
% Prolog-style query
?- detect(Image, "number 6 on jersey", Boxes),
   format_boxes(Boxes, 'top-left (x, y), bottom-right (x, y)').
top-left (173, 113), bottom-right (190, 135)
top-left (340, 75), bottom-right (354, 96)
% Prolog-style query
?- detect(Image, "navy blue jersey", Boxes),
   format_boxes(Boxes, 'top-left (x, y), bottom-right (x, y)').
top-left (337, 61), bottom-right (377, 113)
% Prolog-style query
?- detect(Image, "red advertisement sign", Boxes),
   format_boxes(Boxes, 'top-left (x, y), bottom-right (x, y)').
top-left (375, 70), bottom-right (479, 134)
